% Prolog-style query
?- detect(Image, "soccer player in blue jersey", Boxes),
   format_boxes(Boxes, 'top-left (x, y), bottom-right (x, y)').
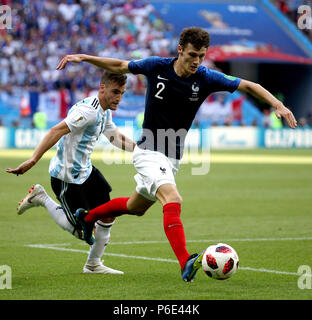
top-left (7, 72), bottom-right (136, 274)
top-left (56, 27), bottom-right (297, 281)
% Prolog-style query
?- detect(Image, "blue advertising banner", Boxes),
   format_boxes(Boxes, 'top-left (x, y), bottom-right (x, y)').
top-left (261, 128), bottom-right (312, 148)
top-left (151, 0), bottom-right (312, 62)
top-left (2, 127), bottom-right (312, 149)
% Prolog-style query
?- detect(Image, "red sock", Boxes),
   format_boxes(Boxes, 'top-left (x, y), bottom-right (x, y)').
top-left (163, 203), bottom-right (190, 269)
top-left (85, 197), bottom-right (130, 223)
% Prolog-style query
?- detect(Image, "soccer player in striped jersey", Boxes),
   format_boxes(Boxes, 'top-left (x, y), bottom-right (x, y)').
top-left (7, 72), bottom-right (136, 274)
top-left (56, 27), bottom-right (297, 281)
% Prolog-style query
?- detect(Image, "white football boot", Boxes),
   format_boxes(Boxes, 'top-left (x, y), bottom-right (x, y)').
top-left (17, 184), bottom-right (48, 215)
top-left (83, 260), bottom-right (124, 274)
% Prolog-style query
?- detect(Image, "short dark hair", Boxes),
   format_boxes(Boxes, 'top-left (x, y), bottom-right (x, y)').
top-left (179, 27), bottom-right (210, 50)
top-left (100, 71), bottom-right (127, 86)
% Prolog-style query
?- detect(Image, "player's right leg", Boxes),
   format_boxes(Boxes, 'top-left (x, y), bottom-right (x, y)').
top-left (132, 146), bottom-right (204, 281)
top-left (17, 183), bottom-right (82, 239)
top-left (50, 177), bottom-right (93, 242)
top-left (17, 184), bottom-right (48, 215)
top-left (181, 251), bottom-right (205, 282)
top-left (76, 191), bottom-right (155, 245)
top-left (83, 191), bottom-right (154, 223)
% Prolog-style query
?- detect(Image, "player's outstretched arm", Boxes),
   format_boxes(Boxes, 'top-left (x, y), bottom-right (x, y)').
top-left (56, 54), bottom-right (130, 74)
top-left (6, 121), bottom-right (70, 175)
top-left (104, 128), bottom-right (136, 152)
top-left (238, 80), bottom-right (297, 129)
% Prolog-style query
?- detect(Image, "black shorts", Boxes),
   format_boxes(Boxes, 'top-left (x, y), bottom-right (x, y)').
top-left (51, 166), bottom-right (112, 228)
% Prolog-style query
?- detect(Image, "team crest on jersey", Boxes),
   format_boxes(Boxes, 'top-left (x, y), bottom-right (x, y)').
top-left (74, 116), bottom-right (83, 123)
top-left (224, 75), bottom-right (237, 81)
top-left (160, 167), bottom-right (166, 174)
top-left (189, 82), bottom-right (200, 102)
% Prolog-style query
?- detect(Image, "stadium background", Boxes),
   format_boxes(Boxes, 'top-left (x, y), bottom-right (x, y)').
top-left (0, 0), bottom-right (312, 302)
top-left (1, 0), bottom-right (312, 150)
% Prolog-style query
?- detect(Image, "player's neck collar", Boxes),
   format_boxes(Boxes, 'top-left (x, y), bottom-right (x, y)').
top-left (173, 57), bottom-right (193, 79)
top-left (96, 95), bottom-right (106, 114)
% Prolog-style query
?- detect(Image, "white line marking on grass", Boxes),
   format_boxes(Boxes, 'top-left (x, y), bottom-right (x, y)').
top-left (26, 243), bottom-right (72, 247)
top-left (25, 244), bottom-right (177, 263)
top-left (107, 236), bottom-right (312, 245)
top-left (24, 243), bottom-right (311, 277)
top-left (240, 267), bottom-right (310, 277)
top-left (24, 237), bottom-right (312, 248)
top-left (26, 244), bottom-right (89, 254)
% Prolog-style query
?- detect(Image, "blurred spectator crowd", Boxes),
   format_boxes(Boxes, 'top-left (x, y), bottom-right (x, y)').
top-left (0, 0), bottom-right (311, 129)
top-left (0, 0), bottom-right (176, 98)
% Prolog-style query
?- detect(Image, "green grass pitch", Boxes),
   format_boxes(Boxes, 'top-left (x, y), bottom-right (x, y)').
top-left (0, 149), bottom-right (311, 300)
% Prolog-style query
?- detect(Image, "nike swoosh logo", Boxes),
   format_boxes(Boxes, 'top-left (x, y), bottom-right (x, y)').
top-left (167, 223), bottom-right (181, 228)
top-left (27, 195), bottom-right (36, 203)
top-left (75, 116), bottom-right (83, 123)
top-left (27, 192), bottom-right (43, 203)
top-left (157, 75), bottom-right (169, 81)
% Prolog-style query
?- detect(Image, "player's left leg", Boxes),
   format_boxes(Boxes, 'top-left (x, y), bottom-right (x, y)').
top-left (81, 166), bottom-right (125, 274)
top-left (156, 184), bottom-right (190, 269)
top-left (156, 183), bottom-right (204, 282)
top-left (83, 221), bottom-right (123, 274)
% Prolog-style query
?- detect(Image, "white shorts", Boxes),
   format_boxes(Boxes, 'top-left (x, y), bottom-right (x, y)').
top-left (133, 145), bottom-right (180, 201)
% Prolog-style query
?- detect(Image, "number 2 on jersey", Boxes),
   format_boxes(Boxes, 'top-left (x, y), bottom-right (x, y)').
top-left (155, 82), bottom-right (165, 100)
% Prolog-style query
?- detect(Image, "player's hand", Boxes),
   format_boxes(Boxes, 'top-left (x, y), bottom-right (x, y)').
top-left (275, 104), bottom-right (297, 129)
top-left (56, 54), bottom-right (85, 70)
top-left (6, 159), bottom-right (36, 176)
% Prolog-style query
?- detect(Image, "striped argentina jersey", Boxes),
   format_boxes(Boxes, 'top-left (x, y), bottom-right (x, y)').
top-left (49, 95), bottom-right (116, 184)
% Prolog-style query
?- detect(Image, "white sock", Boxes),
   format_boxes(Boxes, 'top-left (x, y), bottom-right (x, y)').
top-left (43, 196), bottom-right (75, 235)
top-left (86, 221), bottom-right (113, 265)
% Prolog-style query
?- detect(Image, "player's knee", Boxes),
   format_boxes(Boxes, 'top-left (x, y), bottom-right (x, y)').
top-left (135, 210), bottom-right (146, 217)
top-left (175, 194), bottom-right (183, 204)
top-left (126, 195), bottom-right (154, 216)
top-left (165, 194), bottom-right (183, 205)
top-left (128, 208), bottom-right (146, 216)
top-left (156, 184), bottom-right (183, 206)
top-left (99, 217), bottom-right (115, 224)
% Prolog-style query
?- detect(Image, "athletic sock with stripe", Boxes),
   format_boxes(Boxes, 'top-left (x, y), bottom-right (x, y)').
top-left (163, 202), bottom-right (190, 269)
top-left (86, 221), bottom-right (113, 264)
top-left (44, 196), bottom-right (75, 234)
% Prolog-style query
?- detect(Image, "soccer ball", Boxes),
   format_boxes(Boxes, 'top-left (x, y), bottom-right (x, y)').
top-left (201, 243), bottom-right (239, 280)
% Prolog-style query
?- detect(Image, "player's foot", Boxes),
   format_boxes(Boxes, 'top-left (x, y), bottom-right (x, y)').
top-left (17, 184), bottom-right (47, 215)
top-left (83, 260), bottom-right (124, 274)
top-left (72, 228), bottom-right (84, 241)
top-left (75, 208), bottom-right (95, 245)
top-left (181, 250), bottom-right (205, 282)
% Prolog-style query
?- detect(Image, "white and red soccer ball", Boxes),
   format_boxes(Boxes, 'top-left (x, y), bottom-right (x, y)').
top-left (202, 243), bottom-right (239, 280)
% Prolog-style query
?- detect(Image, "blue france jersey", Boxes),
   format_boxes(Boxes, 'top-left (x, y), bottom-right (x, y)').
top-left (128, 56), bottom-right (241, 159)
